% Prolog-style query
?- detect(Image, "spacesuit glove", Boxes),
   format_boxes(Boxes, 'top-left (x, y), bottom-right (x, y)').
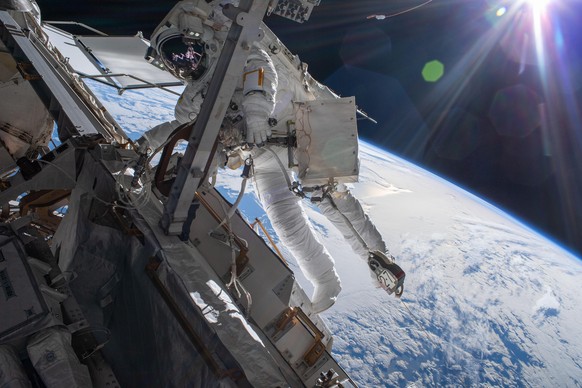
top-left (245, 113), bottom-right (271, 146)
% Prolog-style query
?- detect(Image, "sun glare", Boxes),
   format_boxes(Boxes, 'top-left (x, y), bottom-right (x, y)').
top-left (524, 0), bottom-right (550, 10)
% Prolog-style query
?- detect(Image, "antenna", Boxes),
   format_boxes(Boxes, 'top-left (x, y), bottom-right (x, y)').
top-left (367, 0), bottom-right (433, 20)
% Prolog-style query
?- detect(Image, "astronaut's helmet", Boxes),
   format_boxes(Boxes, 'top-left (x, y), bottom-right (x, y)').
top-left (158, 33), bottom-right (208, 81)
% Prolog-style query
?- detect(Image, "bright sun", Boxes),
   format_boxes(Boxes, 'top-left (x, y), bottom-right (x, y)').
top-left (524, 0), bottom-right (551, 10)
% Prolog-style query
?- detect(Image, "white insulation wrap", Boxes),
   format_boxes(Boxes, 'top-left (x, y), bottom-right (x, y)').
top-left (26, 327), bottom-right (92, 388)
top-left (0, 344), bottom-right (30, 387)
top-left (134, 200), bottom-right (289, 387)
top-left (294, 98), bottom-right (359, 185)
top-left (52, 152), bottom-right (288, 387)
top-left (252, 147), bottom-right (341, 313)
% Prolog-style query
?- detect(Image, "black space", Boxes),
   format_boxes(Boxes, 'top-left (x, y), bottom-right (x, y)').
top-left (36, 0), bottom-right (582, 257)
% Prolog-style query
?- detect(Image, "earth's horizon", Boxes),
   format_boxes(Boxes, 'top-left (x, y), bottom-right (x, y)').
top-left (93, 81), bottom-right (582, 387)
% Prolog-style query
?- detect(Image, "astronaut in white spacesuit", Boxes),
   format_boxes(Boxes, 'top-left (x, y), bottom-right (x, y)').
top-left (140, 0), bottom-right (405, 313)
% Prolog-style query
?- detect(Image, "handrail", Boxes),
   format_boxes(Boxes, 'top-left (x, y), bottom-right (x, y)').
top-left (78, 73), bottom-right (183, 96)
top-left (250, 217), bottom-right (285, 263)
top-left (44, 21), bottom-right (108, 36)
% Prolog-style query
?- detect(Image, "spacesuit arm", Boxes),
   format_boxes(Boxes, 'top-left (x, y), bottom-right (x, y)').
top-left (139, 120), bottom-right (182, 152)
top-left (242, 46), bottom-right (278, 145)
top-left (139, 80), bottom-right (207, 151)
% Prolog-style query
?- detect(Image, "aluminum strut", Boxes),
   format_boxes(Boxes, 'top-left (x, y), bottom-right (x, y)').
top-left (160, 0), bottom-right (270, 236)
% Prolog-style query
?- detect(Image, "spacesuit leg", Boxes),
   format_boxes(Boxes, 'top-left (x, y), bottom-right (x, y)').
top-left (317, 185), bottom-right (387, 262)
top-left (253, 150), bottom-right (341, 313)
top-left (26, 326), bottom-right (92, 388)
top-left (0, 345), bottom-right (31, 387)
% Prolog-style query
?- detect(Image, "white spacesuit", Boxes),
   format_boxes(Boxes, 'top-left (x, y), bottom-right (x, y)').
top-left (141, 0), bottom-right (405, 313)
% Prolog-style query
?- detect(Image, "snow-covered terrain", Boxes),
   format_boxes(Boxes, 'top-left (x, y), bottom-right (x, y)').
top-left (92, 81), bottom-right (582, 387)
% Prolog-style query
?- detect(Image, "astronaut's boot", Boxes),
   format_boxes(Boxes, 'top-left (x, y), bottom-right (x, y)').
top-left (368, 251), bottom-right (405, 297)
top-left (311, 268), bottom-right (342, 314)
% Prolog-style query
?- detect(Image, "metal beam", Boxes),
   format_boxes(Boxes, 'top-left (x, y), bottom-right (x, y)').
top-left (161, 0), bottom-right (269, 235)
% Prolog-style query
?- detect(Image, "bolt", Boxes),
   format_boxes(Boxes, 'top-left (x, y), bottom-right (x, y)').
top-left (45, 351), bottom-right (56, 362)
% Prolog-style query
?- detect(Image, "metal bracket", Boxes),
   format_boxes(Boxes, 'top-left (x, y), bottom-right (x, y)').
top-left (271, 307), bottom-right (326, 367)
top-left (16, 61), bottom-right (42, 80)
